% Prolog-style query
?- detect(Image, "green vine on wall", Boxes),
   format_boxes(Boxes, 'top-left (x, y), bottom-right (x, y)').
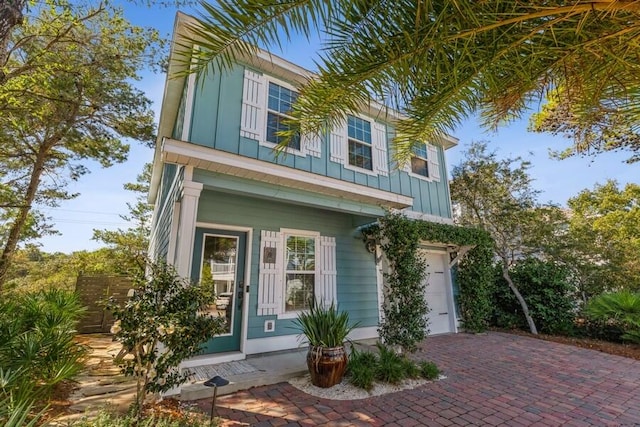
top-left (363, 212), bottom-right (494, 347)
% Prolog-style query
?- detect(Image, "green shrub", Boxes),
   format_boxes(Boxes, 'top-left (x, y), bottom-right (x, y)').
top-left (586, 291), bottom-right (640, 344)
top-left (490, 258), bottom-right (575, 334)
top-left (70, 409), bottom-right (211, 426)
top-left (0, 288), bottom-right (86, 425)
top-left (419, 361), bottom-right (440, 380)
top-left (107, 261), bottom-right (227, 418)
top-left (374, 344), bottom-right (406, 384)
top-left (347, 348), bottom-right (377, 390)
top-left (347, 344), bottom-right (440, 390)
top-left (401, 357), bottom-right (421, 379)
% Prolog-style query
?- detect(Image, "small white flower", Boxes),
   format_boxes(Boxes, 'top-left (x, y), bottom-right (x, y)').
top-left (157, 324), bottom-right (166, 335)
top-left (110, 320), bottom-right (122, 334)
top-left (166, 324), bottom-right (176, 335)
top-left (158, 377), bottom-right (166, 386)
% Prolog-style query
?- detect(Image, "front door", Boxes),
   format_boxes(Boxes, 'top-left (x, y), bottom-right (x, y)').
top-left (421, 251), bottom-right (453, 335)
top-left (192, 228), bottom-right (246, 353)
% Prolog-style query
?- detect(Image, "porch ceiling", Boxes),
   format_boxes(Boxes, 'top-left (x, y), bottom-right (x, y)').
top-left (161, 138), bottom-right (414, 210)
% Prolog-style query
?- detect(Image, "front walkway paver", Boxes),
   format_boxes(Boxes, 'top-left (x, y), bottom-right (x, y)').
top-left (192, 332), bottom-right (640, 426)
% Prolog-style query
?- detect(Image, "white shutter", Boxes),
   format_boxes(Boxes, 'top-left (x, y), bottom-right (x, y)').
top-left (427, 144), bottom-right (441, 182)
top-left (258, 230), bottom-right (282, 316)
top-left (317, 236), bottom-right (337, 307)
top-left (302, 132), bottom-right (322, 158)
top-left (240, 69), bottom-right (265, 141)
top-left (372, 122), bottom-right (389, 176)
top-left (330, 121), bottom-right (347, 163)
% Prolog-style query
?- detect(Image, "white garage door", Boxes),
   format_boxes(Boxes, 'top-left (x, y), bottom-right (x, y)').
top-left (421, 251), bottom-right (453, 335)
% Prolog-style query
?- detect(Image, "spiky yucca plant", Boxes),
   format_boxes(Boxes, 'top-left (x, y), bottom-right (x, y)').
top-left (293, 299), bottom-right (358, 348)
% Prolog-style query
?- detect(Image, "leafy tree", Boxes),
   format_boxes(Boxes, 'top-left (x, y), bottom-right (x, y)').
top-left (530, 87), bottom-right (640, 164)
top-left (559, 180), bottom-right (640, 296)
top-left (0, 2), bottom-right (159, 291)
top-left (106, 261), bottom-right (226, 419)
top-left (3, 246), bottom-right (123, 293)
top-left (490, 258), bottom-right (575, 335)
top-left (185, 1), bottom-right (640, 161)
top-left (93, 163), bottom-right (154, 275)
top-left (450, 142), bottom-right (560, 334)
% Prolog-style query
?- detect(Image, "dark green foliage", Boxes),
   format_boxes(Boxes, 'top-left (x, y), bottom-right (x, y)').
top-left (347, 344), bottom-right (439, 390)
top-left (0, 288), bottom-right (86, 424)
top-left (374, 343), bottom-right (407, 384)
top-left (293, 299), bottom-right (358, 347)
top-left (586, 291), bottom-right (640, 344)
top-left (419, 361), bottom-right (440, 380)
top-left (106, 261), bottom-right (226, 416)
top-left (490, 258), bottom-right (575, 334)
top-left (347, 348), bottom-right (377, 391)
top-left (401, 357), bottom-right (421, 379)
top-left (456, 244), bottom-right (494, 332)
top-left (70, 409), bottom-right (211, 426)
top-left (364, 212), bottom-right (493, 342)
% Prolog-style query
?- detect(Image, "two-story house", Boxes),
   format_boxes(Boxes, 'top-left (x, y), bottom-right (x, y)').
top-left (148, 12), bottom-right (459, 365)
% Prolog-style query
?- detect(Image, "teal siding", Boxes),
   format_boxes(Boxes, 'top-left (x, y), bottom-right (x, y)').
top-left (195, 190), bottom-right (379, 340)
top-left (150, 164), bottom-right (183, 261)
top-left (186, 64), bottom-right (453, 219)
top-left (172, 83), bottom-right (187, 139)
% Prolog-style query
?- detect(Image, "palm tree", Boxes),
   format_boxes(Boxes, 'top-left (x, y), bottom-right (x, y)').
top-left (182, 1), bottom-right (640, 162)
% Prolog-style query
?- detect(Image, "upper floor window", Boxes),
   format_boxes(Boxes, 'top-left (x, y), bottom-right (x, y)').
top-left (266, 83), bottom-right (301, 150)
top-left (241, 70), bottom-right (322, 157)
top-left (411, 144), bottom-right (429, 177)
top-left (347, 115), bottom-right (373, 171)
top-left (405, 143), bottom-right (441, 182)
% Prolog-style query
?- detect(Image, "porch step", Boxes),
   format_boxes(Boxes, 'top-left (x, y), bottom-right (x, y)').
top-left (179, 349), bottom-right (308, 401)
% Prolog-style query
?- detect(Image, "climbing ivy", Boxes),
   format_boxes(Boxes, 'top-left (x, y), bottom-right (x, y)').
top-left (363, 212), bottom-right (493, 347)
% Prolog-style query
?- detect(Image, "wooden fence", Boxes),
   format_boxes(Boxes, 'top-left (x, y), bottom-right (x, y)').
top-left (75, 275), bottom-right (132, 334)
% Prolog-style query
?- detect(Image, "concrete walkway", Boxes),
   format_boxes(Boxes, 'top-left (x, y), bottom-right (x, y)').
top-left (191, 332), bottom-right (640, 426)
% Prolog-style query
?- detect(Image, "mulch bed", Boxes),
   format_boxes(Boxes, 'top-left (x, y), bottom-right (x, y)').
top-left (496, 328), bottom-right (640, 361)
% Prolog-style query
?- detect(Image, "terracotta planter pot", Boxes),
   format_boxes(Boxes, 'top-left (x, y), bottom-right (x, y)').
top-left (306, 345), bottom-right (348, 388)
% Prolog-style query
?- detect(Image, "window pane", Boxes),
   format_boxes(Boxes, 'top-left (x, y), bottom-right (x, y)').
top-left (348, 140), bottom-right (373, 170)
top-left (411, 157), bottom-right (429, 177)
top-left (268, 82), bottom-right (298, 114)
top-left (286, 236), bottom-right (315, 271)
top-left (200, 235), bottom-right (238, 334)
top-left (347, 115), bottom-right (371, 144)
top-left (413, 144), bottom-right (428, 159)
top-left (266, 112), bottom-right (301, 150)
top-left (285, 273), bottom-right (314, 312)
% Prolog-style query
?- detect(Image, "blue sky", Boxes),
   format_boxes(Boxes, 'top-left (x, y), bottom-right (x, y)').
top-left (37, 4), bottom-right (637, 253)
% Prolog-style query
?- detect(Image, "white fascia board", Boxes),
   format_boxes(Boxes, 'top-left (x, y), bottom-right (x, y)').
top-left (161, 138), bottom-right (413, 209)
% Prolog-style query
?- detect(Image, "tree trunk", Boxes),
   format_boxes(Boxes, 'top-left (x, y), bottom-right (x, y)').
top-left (0, 143), bottom-right (48, 292)
top-left (501, 264), bottom-right (538, 335)
top-left (0, 0), bottom-right (26, 69)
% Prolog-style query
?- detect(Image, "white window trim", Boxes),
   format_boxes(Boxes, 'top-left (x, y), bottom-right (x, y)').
top-left (406, 143), bottom-right (440, 182)
top-left (260, 76), bottom-right (308, 157)
top-left (277, 228), bottom-right (320, 319)
top-left (344, 113), bottom-right (379, 176)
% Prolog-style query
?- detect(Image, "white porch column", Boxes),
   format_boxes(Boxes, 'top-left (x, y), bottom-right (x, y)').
top-left (175, 178), bottom-right (203, 279)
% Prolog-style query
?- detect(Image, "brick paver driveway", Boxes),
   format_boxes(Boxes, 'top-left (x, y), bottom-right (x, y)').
top-left (194, 332), bottom-right (640, 426)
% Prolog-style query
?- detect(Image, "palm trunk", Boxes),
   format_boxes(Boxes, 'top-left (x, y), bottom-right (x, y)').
top-left (0, 143), bottom-right (48, 292)
top-left (501, 264), bottom-right (538, 335)
top-left (0, 0), bottom-right (26, 70)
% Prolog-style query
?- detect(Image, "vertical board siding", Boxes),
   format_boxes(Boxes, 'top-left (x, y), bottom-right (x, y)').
top-left (187, 65), bottom-right (453, 219)
top-left (150, 164), bottom-right (182, 262)
top-left (196, 191), bottom-right (379, 340)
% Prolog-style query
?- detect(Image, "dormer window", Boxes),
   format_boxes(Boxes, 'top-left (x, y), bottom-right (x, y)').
top-left (266, 83), bottom-right (300, 150)
top-left (347, 115), bottom-right (373, 171)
